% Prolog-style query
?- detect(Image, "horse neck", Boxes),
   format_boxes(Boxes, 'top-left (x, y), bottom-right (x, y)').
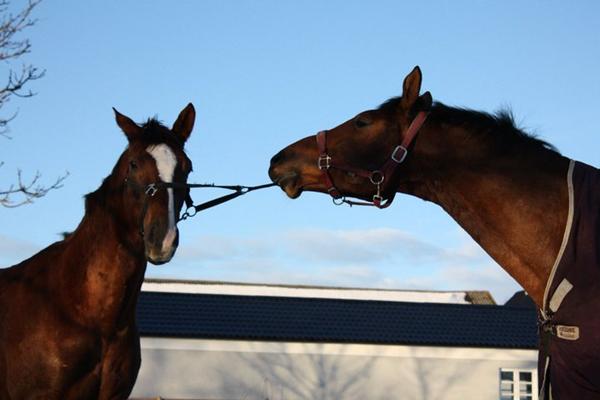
top-left (57, 176), bottom-right (147, 331)
top-left (401, 113), bottom-right (570, 307)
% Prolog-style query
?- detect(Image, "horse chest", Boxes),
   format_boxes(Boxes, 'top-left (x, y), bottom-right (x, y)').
top-left (0, 282), bottom-right (139, 399)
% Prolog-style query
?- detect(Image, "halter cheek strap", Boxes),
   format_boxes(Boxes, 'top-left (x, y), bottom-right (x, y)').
top-left (316, 110), bottom-right (429, 208)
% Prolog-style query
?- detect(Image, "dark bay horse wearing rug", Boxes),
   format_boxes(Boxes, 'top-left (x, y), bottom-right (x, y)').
top-left (268, 67), bottom-right (600, 399)
top-left (0, 104), bottom-right (195, 399)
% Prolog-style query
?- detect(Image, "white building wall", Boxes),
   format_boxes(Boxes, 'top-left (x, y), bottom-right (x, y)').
top-left (141, 281), bottom-right (473, 304)
top-left (131, 338), bottom-right (538, 400)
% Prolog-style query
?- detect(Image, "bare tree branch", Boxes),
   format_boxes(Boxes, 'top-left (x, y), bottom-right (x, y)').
top-left (0, 166), bottom-right (69, 208)
top-left (0, 0), bottom-right (45, 136)
top-left (0, 0), bottom-right (66, 207)
top-left (0, 0), bottom-right (41, 61)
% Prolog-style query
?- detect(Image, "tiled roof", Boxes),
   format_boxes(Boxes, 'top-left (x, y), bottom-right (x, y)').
top-left (137, 291), bottom-right (538, 349)
top-left (504, 290), bottom-right (536, 309)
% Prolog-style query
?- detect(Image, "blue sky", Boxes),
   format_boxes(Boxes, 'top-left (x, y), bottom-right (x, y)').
top-left (1, 1), bottom-right (599, 302)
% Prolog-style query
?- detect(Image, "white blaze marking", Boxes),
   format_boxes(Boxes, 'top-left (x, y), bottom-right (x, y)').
top-left (146, 144), bottom-right (178, 252)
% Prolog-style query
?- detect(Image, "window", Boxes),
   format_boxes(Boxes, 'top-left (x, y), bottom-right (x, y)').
top-left (499, 368), bottom-right (538, 400)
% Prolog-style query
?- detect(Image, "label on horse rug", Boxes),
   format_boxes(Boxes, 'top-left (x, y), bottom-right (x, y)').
top-left (549, 278), bottom-right (573, 313)
top-left (556, 325), bottom-right (580, 341)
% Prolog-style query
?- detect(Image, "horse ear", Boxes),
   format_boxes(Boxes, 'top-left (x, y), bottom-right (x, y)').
top-left (113, 108), bottom-right (142, 142)
top-left (400, 66), bottom-right (423, 110)
top-left (172, 103), bottom-right (195, 143)
top-left (416, 91), bottom-right (433, 111)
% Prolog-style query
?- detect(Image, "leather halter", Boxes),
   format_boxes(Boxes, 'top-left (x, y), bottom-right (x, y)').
top-left (126, 179), bottom-right (275, 237)
top-left (316, 111), bottom-right (429, 208)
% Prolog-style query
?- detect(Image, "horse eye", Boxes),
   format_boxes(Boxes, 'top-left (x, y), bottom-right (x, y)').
top-left (129, 160), bottom-right (138, 169)
top-left (354, 116), bottom-right (371, 128)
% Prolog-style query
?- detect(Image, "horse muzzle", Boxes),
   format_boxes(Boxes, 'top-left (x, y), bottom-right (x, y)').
top-left (269, 150), bottom-right (304, 198)
top-left (145, 226), bottom-right (179, 265)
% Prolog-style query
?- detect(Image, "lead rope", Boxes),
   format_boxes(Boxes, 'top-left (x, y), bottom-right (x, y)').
top-left (172, 182), bottom-right (276, 221)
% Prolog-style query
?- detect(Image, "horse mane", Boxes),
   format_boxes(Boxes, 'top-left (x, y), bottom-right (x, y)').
top-left (378, 98), bottom-right (559, 155)
top-left (140, 118), bottom-right (185, 148)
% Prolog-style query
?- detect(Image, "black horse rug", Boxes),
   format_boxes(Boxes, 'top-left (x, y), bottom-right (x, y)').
top-left (539, 160), bottom-right (600, 399)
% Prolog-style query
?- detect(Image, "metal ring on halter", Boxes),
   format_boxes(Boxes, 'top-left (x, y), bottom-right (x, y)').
top-left (332, 196), bottom-right (345, 206)
top-left (369, 171), bottom-right (385, 185)
top-left (180, 206), bottom-right (197, 221)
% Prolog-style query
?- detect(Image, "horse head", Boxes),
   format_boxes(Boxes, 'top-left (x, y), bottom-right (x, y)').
top-left (269, 67), bottom-right (432, 206)
top-left (112, 104), bottom-right (195, 264)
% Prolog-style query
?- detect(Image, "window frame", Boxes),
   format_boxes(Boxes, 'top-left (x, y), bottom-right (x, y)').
top-left (499, 367), bottom-right (538, 400)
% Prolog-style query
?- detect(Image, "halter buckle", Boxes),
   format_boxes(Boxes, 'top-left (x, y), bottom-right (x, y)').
top-left (318, 154), bottom-right (332, 170)
top-left (145, 184), bottom-right (158, 197)
top-left (391, 145), bottom-right (408, 163)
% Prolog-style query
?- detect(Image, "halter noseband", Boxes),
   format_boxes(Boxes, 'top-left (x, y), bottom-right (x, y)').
top-left (316, 110), bottom-right (429, 208)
